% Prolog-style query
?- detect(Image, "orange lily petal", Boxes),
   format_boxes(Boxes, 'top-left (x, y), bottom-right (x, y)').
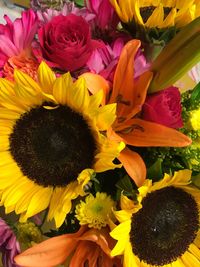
top-left (14, 227), bottom-right (86, 267)
top-left (118, 118), bottom-right (192, 147)
top-left (78, 228), bottom-right (112, 256)
top-left (80, 72), bottom-right (110, 105)
top-left (70, 241), bottom-right (99, 267)
top-left (128, 71), bottom-right (153, 117)
top-left (114, 71), bottom-right (153, 128)
top-left (109, 40), bottom-right (141, 118)
top-left (118, 147), bottom-right (146, 187)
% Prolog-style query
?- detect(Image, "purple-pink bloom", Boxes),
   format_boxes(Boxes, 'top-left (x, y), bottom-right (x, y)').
top-left (142, 86), bottom-right (183, 129)
top-left (36, 2), bottom-right (95, 25)
top-left (86, 0), bottom-right (119, 30)
top-left (0, 9), bottom-right (39, 79)
top-left (86, 38), bottom-right (149, 82)
top-left (0, 218), bottom-right (20, 267)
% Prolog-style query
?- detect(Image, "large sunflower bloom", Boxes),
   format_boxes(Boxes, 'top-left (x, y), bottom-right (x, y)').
top-left (109, 0), bottom-right (199, 28)
top-left (111, 169), bottom-right (200, 267)
top-left (0, 62), bottom-right (124, 228)
top-left (81, 39), bottom-right (191, 186)
top-left (15, 225), bottom-right (122, 267)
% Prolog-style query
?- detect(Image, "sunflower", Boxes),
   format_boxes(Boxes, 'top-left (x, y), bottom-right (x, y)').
top-left (109, 0), bottom-right (199, 28)
top-left (110, 169), bottom-right (200, 267)
top-left (0, 62), bottom-right (124, 228)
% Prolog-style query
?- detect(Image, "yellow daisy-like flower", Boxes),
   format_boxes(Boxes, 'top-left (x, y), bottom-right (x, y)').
top-left (110, 0), bottom-right (199, 28)
top-left (110, 170), bottom-right (200, 267)
top-left (75, 192), bottom-right (115, 229)
top-left (0, 62), bottom-right (124, 228)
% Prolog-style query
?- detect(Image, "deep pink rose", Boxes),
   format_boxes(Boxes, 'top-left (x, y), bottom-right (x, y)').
top-left (38, 14), bottom-right (99, 71)
top-left (142, 87), bottom-right (183, 128)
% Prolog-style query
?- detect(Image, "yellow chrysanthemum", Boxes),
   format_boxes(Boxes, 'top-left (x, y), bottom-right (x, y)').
top-left (110, 0), bottom-right (200, 28)
top-left (75, 192), bottom-right (115, 229)
top-left (110, 170), bottom-right (200, 267)
top-left (0, 62), bottom-right (125, 228)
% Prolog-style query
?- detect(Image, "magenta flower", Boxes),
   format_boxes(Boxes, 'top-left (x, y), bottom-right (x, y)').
top-left (36, 14), bottom-right (101, 72)
top-left (0, 9), bottom-right (39, 80)
top-left (86, 0), bottom-right (119, 30)
top-left (0, 218), bottom-right (20, 267)
top-left (86, 38), bottom-right (149, 82)
top-left (142, 87), bottom-right (183, 129)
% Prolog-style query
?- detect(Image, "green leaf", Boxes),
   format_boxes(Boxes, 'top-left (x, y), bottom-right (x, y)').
top-left (149, 17), bottom-right (200, 93)
top-left (147, 159), bottom-right (163, 181)
top-left (190, 82), bottom-right (200, 103)
top-left (116, 175), bottom-right (137, 199)
top-left (74, 0), bottom-right (85, 7)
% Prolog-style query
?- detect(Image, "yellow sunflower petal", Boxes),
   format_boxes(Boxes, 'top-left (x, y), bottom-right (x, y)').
top-left (38, 61), bottom-right (56, 94)
top-left (25, 186), bottom-right (53, 218)
top-left (124, 243), bottom-right (140, 267)
top-left (150, 170), bottom-right (192, 192)
top-left (93, 103), bottom-right (117, 131)
top-left (87, 90), bottom-right (104, 111)
top-left (3, 178), bottom-right (32, 208)
top-left (161, 8), bottom-right (177, 28)
top-left (0, 135), bottom-right (9, 151)
top-left (48, 187), bottom-right (66, 221)
top-left (194, 231), bottom-right (200, 247)
top-left (94, 137), bottom-right (125, 172)
top-left (181, 250), bottom-right (200, 266)
top-left (77, 168), bottom-right (94, 188)
top-left (146, 4), bottom-right (164, 28)
top-left (53, 72), bottom-right (73, 105)
top-left (0, 177), bottom-right (27, 206)
top-left (110, 221), bottom-right (131, 256)
top-left (14, 69), bottom-right (42, 94)
top-left (110, 220), bottom-right (131, 240)
top-left (113, 209), bottom-right (133, 223)
top-left (0, 78), bottom-right (15, 94)
top-left (0, 108), bottom-right (20, 120)
top-left (188, 243), bottom-right (200, 261)
top-left (70, 77), bottom-right (90, 112)
top-left (49, 182), bottom-right (82, 228)
top-left (15, 185), bottom-right (42, 214)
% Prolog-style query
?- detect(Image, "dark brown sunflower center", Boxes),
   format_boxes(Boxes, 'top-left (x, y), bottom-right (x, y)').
top-left (9, 104), bottom-right (97, 187)
top-left (130, 186), bottom-right (199, 266)
top-left (140, 6), bottom-right (172, 23)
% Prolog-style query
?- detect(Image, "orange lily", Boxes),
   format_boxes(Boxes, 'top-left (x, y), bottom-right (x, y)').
top-left (14, 226), bottom-right (122, 267)
top-left (81, 40), bottom-right (191, 186)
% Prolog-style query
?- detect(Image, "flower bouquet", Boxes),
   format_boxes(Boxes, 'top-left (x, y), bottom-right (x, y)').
top-left (0, 0), bottom-right (200, 267)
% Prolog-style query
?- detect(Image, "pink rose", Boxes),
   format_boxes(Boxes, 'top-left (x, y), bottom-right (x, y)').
top-left (37, 14), bottom-right (99, 71)
top-left (142, 87), bottom-right (183, 128)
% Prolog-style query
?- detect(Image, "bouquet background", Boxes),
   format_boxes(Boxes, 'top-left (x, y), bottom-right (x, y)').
top-left (0, 1), bottom-right (200, 267)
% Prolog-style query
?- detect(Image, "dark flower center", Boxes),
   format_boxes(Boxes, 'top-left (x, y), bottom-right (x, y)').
top-left (9, 104), bottom-right (97, 187)
top-left (140, 6), bottom-right (172, 23)
top-left (130, 186), bottom-right (199, 266)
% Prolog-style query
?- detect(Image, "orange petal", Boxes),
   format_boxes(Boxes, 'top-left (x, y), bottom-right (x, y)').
top-left (118, 118), bottom-right (192, 147)
top-left (109, 40), bottom-right (141, 118)
top-left (128, 71), bottom-right (153, 117)
top-left (80, 72), bottom-right (110, 105)
top-left (14, 227), bottom-right (86, 267)
top-left (78, 228), bottom-right (112, 256)
top-left (118, 147), bottom-right (146, 187)
top-left (70, 242), bottom-right (99, 267)
top-left (114, 71), bottom-right (153, 128)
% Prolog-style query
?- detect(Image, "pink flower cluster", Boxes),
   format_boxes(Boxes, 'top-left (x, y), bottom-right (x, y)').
top-left (0, 0), bottom-right (183, 128)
